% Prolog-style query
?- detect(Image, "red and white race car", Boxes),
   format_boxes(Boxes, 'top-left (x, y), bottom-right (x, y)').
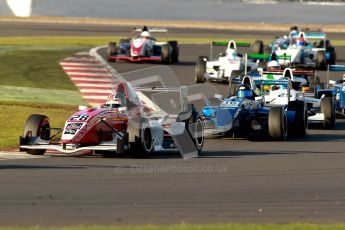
top-left (107, 26), bottom-right (179, 63)
top-left (20, 82), bottom-right (203, 158)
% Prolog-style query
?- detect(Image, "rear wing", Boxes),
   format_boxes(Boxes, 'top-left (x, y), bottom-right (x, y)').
top-left (329, 65), bottom-right (345, 72)
top-left (133, 27), bottom-right (168, 33)
top-left (247, 53), bottom-right (291, 62)
top-left (300, 27), bottom-right (323, 32)
top-left (305, 32), bottom-right (326, 40)
top-left (211, 41), bottom-right (251, 47)
top-left (210, 40), bottom-right (251, 59)
top-left (254, 78), bottom-right (290, 86)
top-left (262, 69), bottom-right (315, 76)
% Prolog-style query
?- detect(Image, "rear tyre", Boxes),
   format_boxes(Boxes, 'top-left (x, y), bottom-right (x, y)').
top-left (161, 44), bottom-right (170, 64)
top-left (195, 56), bottom-right (207, 83)
top-left (316, 51), bottom-right (326, 70)
top-left (168, 41), bottom-right (179, 63)
top-left (228, 70), bottom-right (241, 96)
top-left (23, 114), bottom-right (50, 155)
top-left (287, 101), bottom-right (307, 137)
top-left (268, 106), bottom-right (287, 140)
top-left (326, 46), bottom-right (336, 65)
top-left (320, 96), bottom-right (335, 129)
top-left (252, 40), bottom-right (264, 54)
top-left (107, 42), bottom-right (117, 62)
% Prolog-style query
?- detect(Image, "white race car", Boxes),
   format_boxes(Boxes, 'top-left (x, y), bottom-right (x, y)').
top-left (255, 68), bottom-right (335, 129)
top-left (195, 40), bottom-right (260, 84)
top-left (272, 31), bottom-right (336, 69)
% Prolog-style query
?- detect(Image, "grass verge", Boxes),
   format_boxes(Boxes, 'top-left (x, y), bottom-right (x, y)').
top-left (0, 47), bottom-right (83, 90)
top-left (0, 102), bottom-right (77, 149)
top-left (0, 36), bottom-right (345, 46)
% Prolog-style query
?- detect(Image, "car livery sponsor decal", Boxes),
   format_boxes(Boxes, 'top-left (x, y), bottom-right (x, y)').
top-left (221, 101), bottom-right (240, 108)
top-left (69, 115), bottom-right (90, 121)
top-left (64, 123), bottom-right (84, 135)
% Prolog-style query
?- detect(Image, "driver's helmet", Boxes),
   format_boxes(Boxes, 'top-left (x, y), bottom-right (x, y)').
top-left (296, 37), bottom-right (306, 46)
top-left (226, 48), bottom-right (236, 56)
top-left (140, 31), bottom-right (151, 39)
top-left (236, 84), bottom-right (253, 99)
top-left (267, 60), bottom-right (280, 71)
top-left (105, 93), bottom-right (124, 109)
top-left (289, 30), bottom-right (298, 39)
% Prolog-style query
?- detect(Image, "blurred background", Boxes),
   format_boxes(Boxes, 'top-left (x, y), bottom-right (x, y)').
top-left (0, 0), bottom-right (344, 24)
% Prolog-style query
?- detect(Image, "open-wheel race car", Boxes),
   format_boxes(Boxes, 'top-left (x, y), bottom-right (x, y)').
top-left (253, 26), bottom-right (336, 69)
top-left (254, 68), bottom-right (335, 129)
top-left (195, 40), bottom-right (260, 84)
top-left (201, 75), bottom-right (308, 140)
top-left (20, 82), bottom-right (204, 158)
top-left (107, 26), bottom-right (179, 63)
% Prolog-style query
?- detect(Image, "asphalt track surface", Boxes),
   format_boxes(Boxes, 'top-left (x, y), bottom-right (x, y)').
top-left (1, 23), bottom-right (345, 226)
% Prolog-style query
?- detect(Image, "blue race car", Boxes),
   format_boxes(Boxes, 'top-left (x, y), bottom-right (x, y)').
top-left (201, 77), bottom-right (307, 140)
top-left (322, 65), bottom-right (345, 117)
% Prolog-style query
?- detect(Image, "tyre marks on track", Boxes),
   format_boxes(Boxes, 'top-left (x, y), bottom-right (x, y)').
top-left (60, 52), bottom-right (118, 106)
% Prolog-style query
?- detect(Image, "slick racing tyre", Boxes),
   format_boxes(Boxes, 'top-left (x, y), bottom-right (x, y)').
top-left (287, 101), bottom-right (307, 137)
top-left (320, 96), bottom-right (335, 129)
top-left (316, 51), bottom-right (326, 70)
top-left (195, 56), bottom-right (207, 83)
top-left (107, 42), bottom-right (117, 62)
top-left (168, 41), bottom-right (179, 63)
top-left (23, 114), bottom-right (50, 155)
top-left (252, 40), bottom-right (264, 54)
top-left (326, 46), bottom-right (336, 65)
top-left (188, 117), bottom-right (204, 153)
top-left (268, 106), bottom-right (287, 140)
top-left (228, 71), bottom-right (241, 97)
top-left (161, 44), bottom-right (171, 64)
top-left (127, 118), bottom-right (153, 158)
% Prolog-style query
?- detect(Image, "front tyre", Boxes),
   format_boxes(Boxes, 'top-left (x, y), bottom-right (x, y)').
top-left (321, 96), bottom-right (335, 129)
top-left (161, 44), bottom-right (171, 64)
top-left (316, 51), bottom-right (326, 70)
top-left (168, 41), bottom-right (179, 63)
top-left (195, 56), bottom-right (207, 83)
top-left (252, 40), bottom-right (264, 54)
top-left (287, 101), bottom-right (307, 137)
top-left (189, 117), bottom-right (204, 153)
top-left (23, 114), bottom-right (50, 155)
top-left (268, 106), bottom-right (287, 140)
top-left (107, 42), bottom-right (117, 62)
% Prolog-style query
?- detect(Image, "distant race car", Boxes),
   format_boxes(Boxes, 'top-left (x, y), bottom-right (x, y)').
top-left (20, 82), bottom-right (204, 158)
top-left (107, 26), bottom-right (179, 63)
top-left (201, 75), bottom-right (307, 140)
top-left (253, 26), bottom-right (336, 69)
top-left (195, 40), bottom-right (261, 84)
